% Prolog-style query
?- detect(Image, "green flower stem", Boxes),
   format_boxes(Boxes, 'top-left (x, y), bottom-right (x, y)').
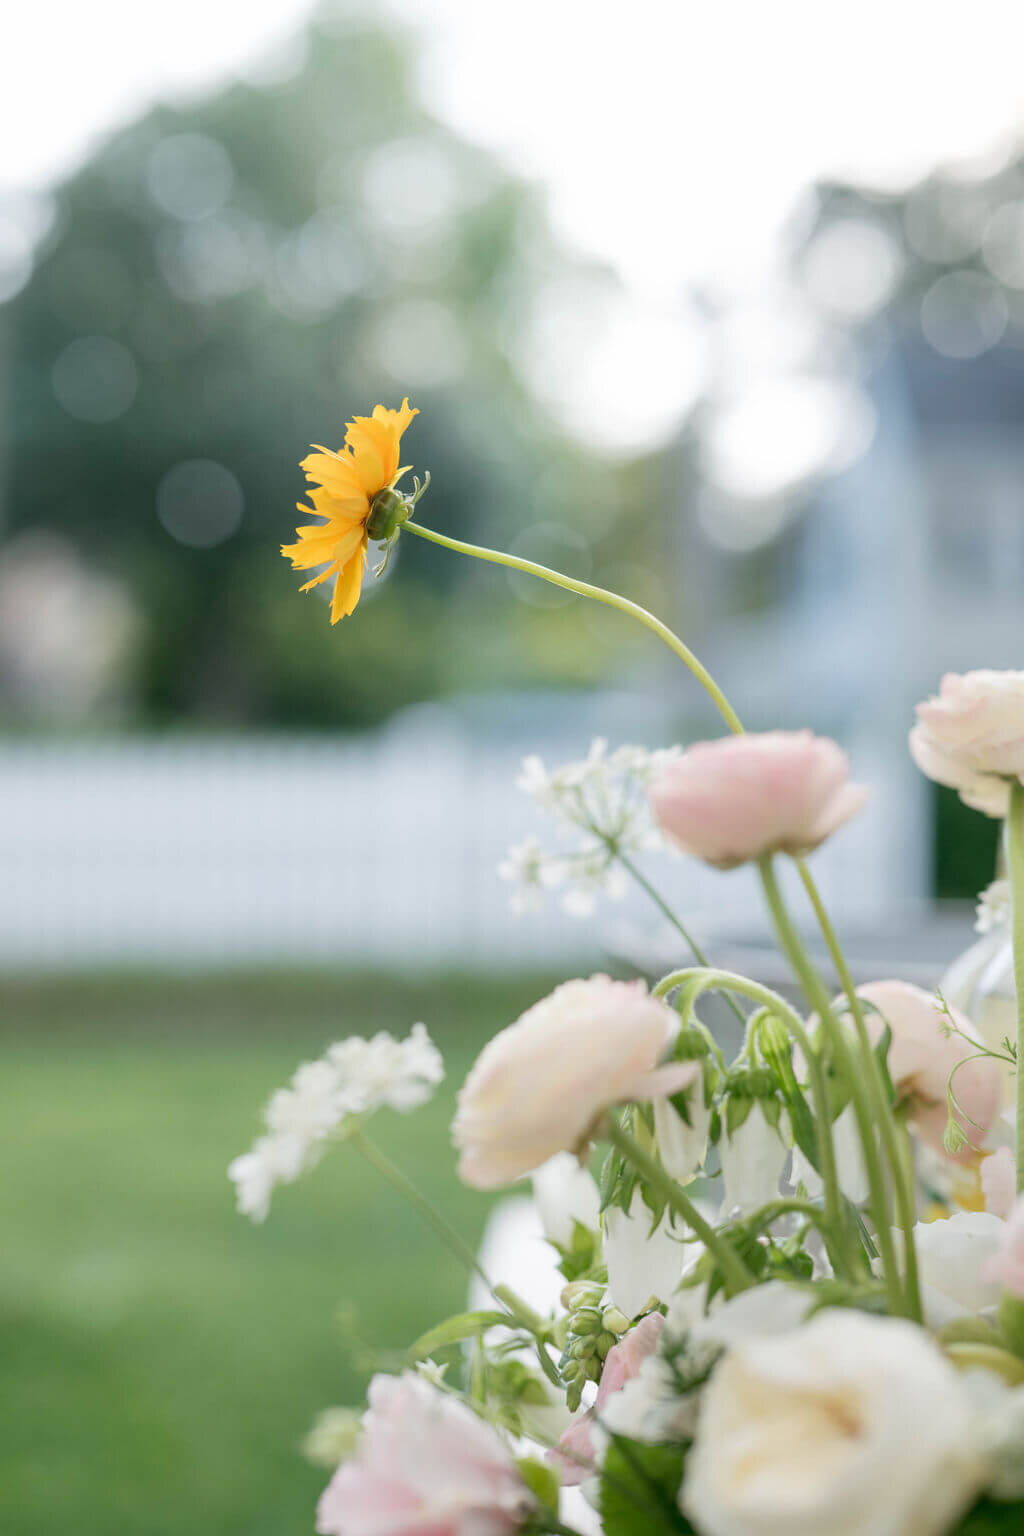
top-left (616, 851), bottom-right (747, 1028)
top-left (604, 1117), bottom-right (755, 1296)
top-left (403, 521), bottom-right (743, 733)
top-left (756, 857), bottom-right (909, 1317)
top-left (350, 1131), bottom-right (560, 1387)
top-left (652, 967), bottom-right (849, 1274)
top-left (792, 856), bottom-right (922, 1320)
top-left (350, 1129), bottom-right (492, 1286)
top-left (1007, 782), bottom-right (1024, 1194)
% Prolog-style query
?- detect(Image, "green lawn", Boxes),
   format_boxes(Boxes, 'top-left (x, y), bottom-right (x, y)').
top-left (0, 970), bottom-right (562, 1536)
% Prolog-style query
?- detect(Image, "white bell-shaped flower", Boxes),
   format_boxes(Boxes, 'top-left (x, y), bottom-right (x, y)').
top-left (652, 1073), bottom-right (712, 1184)
top-left (604, 1187), bottom-right (686, 1318)
top-left (719, 1099), bottom-right (788, 1216)
top-left (531, 1153), bottom-right (601, 1248)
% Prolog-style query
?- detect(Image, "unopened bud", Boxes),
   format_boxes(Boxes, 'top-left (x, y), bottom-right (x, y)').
top-left (595, 1330), bottom-right (617, 1360)
top-left (560, 1281), bottom-right (602, 1310)
top-left (569, 1307), bottom-right (603, 1337)
top-left (673, 1027), bottom-right (710, 1061)
top-left (602, 1306), bottom-right (631, 1336)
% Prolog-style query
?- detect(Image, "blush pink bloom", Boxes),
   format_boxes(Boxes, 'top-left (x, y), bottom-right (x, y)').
top-left (855, 981), bottom-right (1000, 1160)
top-left (910, 670), bottom-right (1024, 816)
top-left (649, 731), bottom-right (868, 868)
top-left (983, 1147), bottom-right (1018, 1220)
top-left (453, 976), bottom-right (697, 1189)
top-left (983, 1196), bottom-right (1024, 1298)
top-left (316, 1373), bottom-right (533, 1536)
top-left (551, 1312), bottom-right (664, 1486)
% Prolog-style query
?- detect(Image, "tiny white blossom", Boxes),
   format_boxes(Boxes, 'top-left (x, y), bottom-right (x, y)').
top-left (229, 1025), bottom-right (443, 1221)
top-left (502, 738), bottom-right (682, 916)
top-left (977, 878), bottom-right (1012, 935)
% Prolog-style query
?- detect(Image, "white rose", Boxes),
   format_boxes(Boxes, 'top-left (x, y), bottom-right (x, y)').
top-left (910, 670), bottom-right (1024, 816)
top-left (682, 1309), bottom-right (984, 1536)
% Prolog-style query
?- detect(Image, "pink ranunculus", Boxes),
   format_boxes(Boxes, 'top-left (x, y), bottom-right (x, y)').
top-left (855, 981), bottom-right (1000, 1160)
top-left (453, 976), bottom-right (697, 1189)
top-left (551, 1312), bottom-right (664, 1487)
top-left (983, 1195), bottom-right (1024, 1298)
top-left (983, 1147), bottom-right (1017, 1220)
top-left (316, 1373), bottom-right (533, 1536)
top-left (648, 731), bottom-right (868, 869)
top-left (910, 670), bottom-right (1024, 816)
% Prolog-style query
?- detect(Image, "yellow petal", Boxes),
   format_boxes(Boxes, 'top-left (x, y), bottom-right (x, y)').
top-left (372, 397), bottom-right (418, 442)
top-left (284, 520), bottom-right (366, 573)
top-left (330, 540), bottom-right (367, 623)
top-left (343, 416), bottom-right (392, 494)
top-left (307, 486), bottom-right (367, 521)
top-left (301, 450), bottom-right (365, 499)
top-left (299, 563), bottom-right (338, 593)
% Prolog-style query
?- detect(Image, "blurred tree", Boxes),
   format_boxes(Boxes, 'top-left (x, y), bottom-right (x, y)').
top-left (3, 12), bottom-right (653, 728)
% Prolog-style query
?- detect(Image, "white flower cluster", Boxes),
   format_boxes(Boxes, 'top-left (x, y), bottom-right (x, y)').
top-left (498, 738), bottom-right (681, 917)
top-left (977, 877), bottom-right (1012, 934)
top-left (229, 1025), bottom-right (443, 1222)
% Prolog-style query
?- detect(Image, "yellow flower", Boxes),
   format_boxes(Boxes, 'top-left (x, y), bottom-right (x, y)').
top-left (282, 399), bottom-right (418, 624)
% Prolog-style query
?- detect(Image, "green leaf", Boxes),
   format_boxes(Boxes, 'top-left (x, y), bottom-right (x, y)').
top-left (516, 1454), bottom-right (560, 1511)
top-left (599, 1438), bottom-right (692, 1536)
top-left (407, 1310), bottom-right (509, 1359)
top-left (953, 1498), bottom-right (1024, 1533)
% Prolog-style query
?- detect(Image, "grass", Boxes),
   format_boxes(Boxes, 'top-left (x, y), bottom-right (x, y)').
top-left (0, 969), bottom-right (563, 1536)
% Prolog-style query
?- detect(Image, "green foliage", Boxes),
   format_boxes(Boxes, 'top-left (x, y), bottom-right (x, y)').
top-left (599, 1439), bottom-right (692, 1536)
top-left (954, 1498), bottom-right (1024, 1533)
top-left (407, 1310), bottom-right (510, 1360)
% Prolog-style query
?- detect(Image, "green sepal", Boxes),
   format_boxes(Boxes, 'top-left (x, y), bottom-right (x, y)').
top-left (998, 1294), bottom-right (1024, 1358)
top-left (407, 1310), bottom-right (509, 1359)
top-left (516, 1454), bottom-right (560, 1512)
top-left (952, 1498), bottom-right (1024, 1533)
top-left (599, 1437), bottom-right (693, 1536)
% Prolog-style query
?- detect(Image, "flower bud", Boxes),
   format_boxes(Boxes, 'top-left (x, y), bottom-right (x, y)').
top-left (560, 1280), bottom-right (602, 1310)
top-left (595, 1330), bottom-right (617, 1360)
top-left (602, 1306), bottom-right (631, 1336)
top-left (569, 1307), bottom-right (603, 1337)
top-left (365, 486), bottom-right (409, 542)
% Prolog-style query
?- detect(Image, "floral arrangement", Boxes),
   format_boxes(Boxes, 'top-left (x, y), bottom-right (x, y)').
top-left (231, 400), bottom-right (1024, 1535)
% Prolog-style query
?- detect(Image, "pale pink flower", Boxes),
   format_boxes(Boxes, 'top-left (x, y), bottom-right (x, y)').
top-left (983, 1148), bottom-right (1018, 1220)
top-left (551, 1312), bottom-right (664, 1486)
top-left (649, 731), bottom-right (868, 868)
top-left (453, 976), bottom-right (697, 1189)
top-left (983, 1196), bottom-right (1024, 1298)
top-left (316, 1373), bottom-right (533, 1536)
top-left (910, 670), bottom-right (1024, 816)
top-left (855, 981), bottom-right (1000, 1160)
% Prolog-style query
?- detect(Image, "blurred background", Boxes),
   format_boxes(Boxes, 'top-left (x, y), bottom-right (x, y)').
top-left (3, 1), bottom-right (1024, 1530)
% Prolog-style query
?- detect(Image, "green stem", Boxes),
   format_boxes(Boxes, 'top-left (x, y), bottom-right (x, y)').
top-left (1007, 783), bottom-right (1024, 1194)
top-left (616, 851), bottom-right (747, 1028)
top-left (604, 1117), bottom-right (755, 1296)
top-left (350, 1129), bottom-right (491, 1286)
top-left (756, 857), bottom-right (908, 1317)
top-left (404, 520), bottom-right (743, 733)
top-left (792, 856), bottom-right (922, 1321)
top-left (652, 966), bottom-right (848, 1275)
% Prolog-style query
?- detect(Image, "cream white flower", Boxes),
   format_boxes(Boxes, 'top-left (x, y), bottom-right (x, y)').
top-left (893, 1214), bottom-right (1005, 1328)
top-left (229, 1025), bottom-right (443, 1221)
top-left (652, 1072), bottom-right (712, 1184)
top-left (604, 1189), bottom-right (687, 1318)
top-left (502, 738), bottom-right (682, 916)
top-left (453, 976), bottom-right (695, 1189)
top-left (531, 1153), bottom-right (600, 1248)
top-left (910, 670), bottom-right (1024, 816)
top-left (682, 1309), bottom-right (984, 1536)
top-left (791, 1104), bottom-right (869, 1206)
top-left (718, 1102), bottom-right (788, 1215)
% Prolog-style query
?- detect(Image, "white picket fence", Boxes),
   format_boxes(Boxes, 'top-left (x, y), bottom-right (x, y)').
top-left (0, 720), bottom-right (928, 972)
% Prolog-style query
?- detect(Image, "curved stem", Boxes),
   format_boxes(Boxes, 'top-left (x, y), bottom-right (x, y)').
top-left (792, 856), bottom-right (922, 1320)
top-left (616, 851), bottom-right (747, 1027)
top-left (756, 857), bottom-right (908, 1317)
top-left (404, 521), bottom-right (743, 733)
top-left (1007, 783), bottom-right (1024, 1194)
top-left (652, 966), bottom-right (848, 1272)
top-left (604, 1117), bottom-right (755, 1296)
